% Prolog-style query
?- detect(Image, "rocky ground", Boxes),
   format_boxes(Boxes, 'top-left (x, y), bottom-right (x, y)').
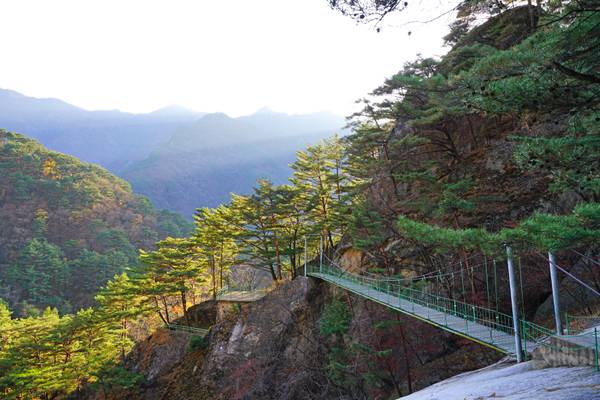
top-left (401, 360), bottom-right (600, 400)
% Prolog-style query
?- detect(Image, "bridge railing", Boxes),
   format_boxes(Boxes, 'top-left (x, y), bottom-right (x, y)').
top-left (165, 323), bottom-right (210, 337)
top-left (565, 313), bottom-right (600, 335)
top-left (309, 263), bottom-right (556, 351)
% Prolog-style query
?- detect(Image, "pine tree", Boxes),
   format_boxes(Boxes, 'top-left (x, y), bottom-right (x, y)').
top-left (95, 273), bottom-right (143, 360)
top-left (291, 136), bottom-right (350, 254)
top-left (137, 237), bottom-right (205, 325)
top-left (226, 182), bottom-right (281, 281)
top-left (194, 206), bottom-right (238, 297)
top-left (7, 239), bottom-right (68, 312)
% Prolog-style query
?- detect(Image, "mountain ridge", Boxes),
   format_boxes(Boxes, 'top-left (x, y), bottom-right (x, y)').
top-left (0, 129), bottom-right (193, 314)
top-left (0, 88), bottom-right (345, 216)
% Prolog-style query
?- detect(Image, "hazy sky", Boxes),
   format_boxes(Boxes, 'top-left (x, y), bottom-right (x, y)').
top-left (0, 0), bottom-right (458, 116)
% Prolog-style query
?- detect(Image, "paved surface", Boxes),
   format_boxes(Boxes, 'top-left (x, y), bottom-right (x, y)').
top-left (558, 324), bottom-right (600, 350)
top-left (216, 289), bottom-right (267, 302)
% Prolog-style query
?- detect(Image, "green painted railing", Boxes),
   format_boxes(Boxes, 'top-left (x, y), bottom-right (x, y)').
top-left (308, 263), bottom-right (554, 354)
top-left (165, 323), bottom-right (210, 337)
top-left (565, 313), bottom-right (600, 335)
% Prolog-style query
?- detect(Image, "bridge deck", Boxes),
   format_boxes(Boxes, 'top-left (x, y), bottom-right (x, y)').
top-left (309, 272), bottom-right (538, 355)
top-left (165, 323), bottom-right (209, 337)
top-left (216, 289), bottom-right (267, 303)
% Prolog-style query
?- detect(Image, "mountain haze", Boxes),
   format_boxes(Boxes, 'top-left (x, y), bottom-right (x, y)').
top-left (0, 88), bottom-right (205, 171)
top-left (122, 110), bottom-right (345, 215)
top-left (0, 89), bottom-right (344, 216)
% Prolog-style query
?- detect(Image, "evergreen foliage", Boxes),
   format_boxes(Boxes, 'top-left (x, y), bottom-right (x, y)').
top-left (3, 2), bottom-right (600, 398)
top-left (0, 130), bottom-right (193, 314)
top-left (320, 297), bottom-right (353, 386)
top-left (397, 202), bottom-right (600, 253)
top-left (0, 305), bottom-right (139, 399)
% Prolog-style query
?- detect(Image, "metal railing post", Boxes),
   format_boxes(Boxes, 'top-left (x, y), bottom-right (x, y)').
top-left (522, 320), bottom-right (528, 360)
top-left (506, 245), bottom-right (523, 362)
top-left (548, 252), bottom-right (563, 335)
top-left (595, 328), bottom-right (599, 372)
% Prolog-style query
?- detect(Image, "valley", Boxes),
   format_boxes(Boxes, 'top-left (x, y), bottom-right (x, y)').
top-left (0, 89), bottom-right (344, 216)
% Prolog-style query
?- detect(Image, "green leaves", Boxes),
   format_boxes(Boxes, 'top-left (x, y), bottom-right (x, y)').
top-left (320, 297), bottom-right (352, 337)
top-left (397, 202), bottom-right (600, 254)
top-left (500, 203), bottom-right (600, 251)
top-left (397, 215), bottom-right (494, 253)
top-left (349, 199), bottom-right (387, 251)
top-left (320, 297), bottom-right (354, 387)
top-left (6, 239), bottom-right (68, 313)
top-left (513, 129), bottom-right (600, 201)
top-left (0, 304), bottom-right (131, 399)
top-left (0, 130), bottom-right (193, 314)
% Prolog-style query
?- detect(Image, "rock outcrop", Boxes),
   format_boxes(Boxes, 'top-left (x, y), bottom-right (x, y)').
top-left (119, 278), bottom-right (499, 399)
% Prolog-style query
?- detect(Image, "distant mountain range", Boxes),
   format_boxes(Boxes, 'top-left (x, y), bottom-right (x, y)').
top-left (0, 88), bottom-right (344, 217)
top-left (0, 89), bottom-right (205, 171)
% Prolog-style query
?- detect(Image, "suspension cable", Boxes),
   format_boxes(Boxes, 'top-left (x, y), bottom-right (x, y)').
top-left (358, 253), bottom-right (481, 280)
top-left (570, 249), bottom-right (600, 268)
top-left (535, 251), bottom-right (600, 298)
top-left (320, 253), bottom-right (490, 285)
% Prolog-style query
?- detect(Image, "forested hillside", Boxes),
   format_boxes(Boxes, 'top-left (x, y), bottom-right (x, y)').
top-left (122, 110), bottom-right (344, 214)
top-left (0, 129), bottom-right (192, 315)
top-left (0, 90), bottom-right (344, 216)
top-left (0, 88), bottom-right (204, 171)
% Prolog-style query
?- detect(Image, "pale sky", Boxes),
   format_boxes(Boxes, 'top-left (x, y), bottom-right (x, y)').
top-left (0, 0), bottom-right (458, 117)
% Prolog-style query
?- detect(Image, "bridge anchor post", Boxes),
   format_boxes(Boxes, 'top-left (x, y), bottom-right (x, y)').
top-left (319, 235), bottom-right (323, 274)
top-left (304, 236), bottom-right (308, 277)
top-left (548, 252), bottom-right (563, 335)
top-left (506, 245), bottom-right (523, 362)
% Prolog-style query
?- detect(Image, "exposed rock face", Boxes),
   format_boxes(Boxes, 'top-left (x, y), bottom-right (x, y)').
top-left (534, 256), bottom-right (600, 324)
top-left (196, 277), bottom-right (333, 400)
top-left (117, 278), bottom-right (499, 400)
top-left (339, 248), bottom-right (366, 272)
top-left (533, 337), bottom-right (599, 368)
top-left (94, 8), bottom-right (597, 400)
top-left (186, 300), bottom-right (218, 327)
top-left (126, 329), bottom-right (191, 381)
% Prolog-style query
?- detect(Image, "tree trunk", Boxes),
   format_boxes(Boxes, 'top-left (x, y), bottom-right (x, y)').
top-left (274, 236), bottom-right (282, 280)
top-left (162, 296), bottom-right (170, 324)
top-left (219, 241), bottom-right (225, 289)
top-left (211, 255), bottom-right (217, 301)
top-left (291, 239), bottom-right (297, 277)
top-left (181, 290), bottom-right (190, 325)
top-left (269, 262), bottom-right (278, 281)
top-left (155, 297), bottom-right (168, 325)
top-left (527, 0), bottom-right (535, 31)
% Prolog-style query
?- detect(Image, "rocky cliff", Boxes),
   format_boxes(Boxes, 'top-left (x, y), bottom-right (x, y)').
top-left (112, 278), bottom-right (500, 400)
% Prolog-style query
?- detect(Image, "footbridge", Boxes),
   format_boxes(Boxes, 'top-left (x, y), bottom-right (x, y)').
top-left (306, 254), bottom-right (599, 364)
top-left (216, 288), bottom-right (268, 303)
